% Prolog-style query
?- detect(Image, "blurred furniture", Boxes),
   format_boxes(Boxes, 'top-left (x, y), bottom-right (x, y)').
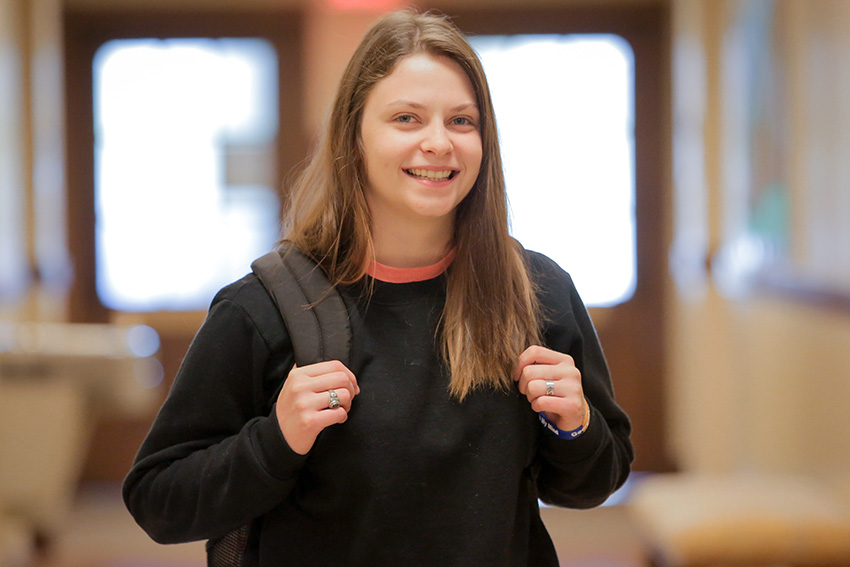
top-left (628, 473), bottom-right (850, 567)
top-left (0, 322), bottom-right (162, 564)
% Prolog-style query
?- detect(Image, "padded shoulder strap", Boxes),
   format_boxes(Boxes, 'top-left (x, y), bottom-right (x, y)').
top-left (251, 244), bottom-right (350, 367)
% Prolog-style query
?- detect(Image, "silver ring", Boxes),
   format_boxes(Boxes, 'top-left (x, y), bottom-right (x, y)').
top-left (544, 380), bottom-right (556, 396)
top-left (328, 389), bottom-right (340, 410)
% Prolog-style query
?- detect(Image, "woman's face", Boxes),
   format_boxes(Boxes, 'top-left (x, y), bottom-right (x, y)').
top-left (360, 52), bottom-right (482, 234)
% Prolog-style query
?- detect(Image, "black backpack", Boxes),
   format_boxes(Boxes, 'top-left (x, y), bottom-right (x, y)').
top-left (207, 244), bottom-right (350, 567)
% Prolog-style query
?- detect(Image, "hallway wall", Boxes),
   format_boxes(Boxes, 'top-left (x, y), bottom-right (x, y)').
top-left (668, 0), bottom-right (850, 495)
top-left (0, 0), bottom-right (68, 323)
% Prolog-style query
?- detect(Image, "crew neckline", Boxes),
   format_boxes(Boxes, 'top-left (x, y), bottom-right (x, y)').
top-left (367, 248), bottom-right (456, 283)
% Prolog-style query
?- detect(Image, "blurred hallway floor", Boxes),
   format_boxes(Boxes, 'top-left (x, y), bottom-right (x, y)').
top-left (27, 483), bottom-right (643, 567)
top-left (29, 484), bottom-right (205, 567)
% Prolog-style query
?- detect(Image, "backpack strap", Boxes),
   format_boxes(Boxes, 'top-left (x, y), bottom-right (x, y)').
top-left (250, 244), bottom-right (351, 367)
top-left (210, 246), bottom-right (351, 567)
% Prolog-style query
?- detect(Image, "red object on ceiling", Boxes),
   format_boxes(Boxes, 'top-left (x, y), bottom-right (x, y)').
top-left (325, 0), bottom-right (406, 12)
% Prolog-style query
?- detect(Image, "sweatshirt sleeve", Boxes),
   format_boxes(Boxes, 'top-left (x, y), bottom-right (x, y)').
top-left (122, 276), bottom-right (307, 544)
top-left (526, 251), bottom-right (634, 509)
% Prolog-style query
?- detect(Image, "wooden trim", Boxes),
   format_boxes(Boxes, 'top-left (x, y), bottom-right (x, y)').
top-left (447, 4), bottom-right (666, 36)
top-left (64, 16), bottom-right (102, 322)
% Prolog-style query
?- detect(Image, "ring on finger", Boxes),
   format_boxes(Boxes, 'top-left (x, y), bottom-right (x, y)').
top-left (328, 389), bottom-right (341, 410)
top-left (544, 380), bottom-right (556, 396)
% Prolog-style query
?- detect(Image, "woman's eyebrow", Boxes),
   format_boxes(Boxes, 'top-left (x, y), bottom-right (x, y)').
top-left (386, 100), bottom-right (479, 113)
top-left (451, 102), bottom-right (480, 113)
top-left (385, 99), bottom-right (425, 110)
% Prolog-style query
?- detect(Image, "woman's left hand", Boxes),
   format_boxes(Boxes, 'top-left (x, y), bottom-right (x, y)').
top-left (515, 345), bottom-right (586, 431)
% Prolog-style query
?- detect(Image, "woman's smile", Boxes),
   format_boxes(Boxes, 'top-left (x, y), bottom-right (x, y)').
top-left (404, 167), bottom-right (458, 182)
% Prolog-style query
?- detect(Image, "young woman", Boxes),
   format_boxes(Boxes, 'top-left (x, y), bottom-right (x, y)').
top-left (124, 10), bottom-right (633, 567)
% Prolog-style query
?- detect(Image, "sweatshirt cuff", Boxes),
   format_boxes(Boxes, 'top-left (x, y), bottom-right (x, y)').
top-left (538, 403), bottom-right (608, 464)
top-left (250, 405), bottom-right (309, 480)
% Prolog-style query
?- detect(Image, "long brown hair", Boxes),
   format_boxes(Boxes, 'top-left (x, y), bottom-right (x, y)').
top-left (283, 10), bottom-right (541, 399)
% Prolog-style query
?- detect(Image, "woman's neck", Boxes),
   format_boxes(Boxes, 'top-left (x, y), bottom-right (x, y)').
top-left (370, 217), bottom-right (454, 268)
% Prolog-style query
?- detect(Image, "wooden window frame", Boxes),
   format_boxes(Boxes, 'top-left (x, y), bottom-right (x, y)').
top-left (64, 8), bottom-right (306, 322)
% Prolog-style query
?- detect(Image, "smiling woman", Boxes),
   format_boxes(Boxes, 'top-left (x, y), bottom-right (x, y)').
top-left (123, 11), bottom-right (632, 567)
top-left (359, 52), bottom-right (482, 267)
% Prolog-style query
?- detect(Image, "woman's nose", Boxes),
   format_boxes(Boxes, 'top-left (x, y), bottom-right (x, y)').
top-left (420, 123), bottom-right (453, 155)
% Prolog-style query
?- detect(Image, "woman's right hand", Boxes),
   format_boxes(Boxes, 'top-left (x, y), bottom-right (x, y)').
top-left (275, 360), bottom-right (359, 455)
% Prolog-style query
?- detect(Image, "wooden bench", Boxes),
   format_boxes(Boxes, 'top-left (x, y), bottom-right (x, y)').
top-left (628, 473), bottom-right (850, 567)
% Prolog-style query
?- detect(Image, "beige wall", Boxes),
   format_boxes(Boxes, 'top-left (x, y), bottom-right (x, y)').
top-left (0, 0), bottom-right (68, 322)
top-left (29, 0), bottom-right (71, 317)
top-left (669, 0), bottom-right (850, 491)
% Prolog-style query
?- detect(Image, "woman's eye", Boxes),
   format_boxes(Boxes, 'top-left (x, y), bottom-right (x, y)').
top-left (395, 114), bottom-right (415, 123)
top-left (451, 116), bottom-right (474, 127)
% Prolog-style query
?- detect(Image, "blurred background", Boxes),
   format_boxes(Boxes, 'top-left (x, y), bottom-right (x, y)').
top-left (1, 0), bottom-right (849, 565)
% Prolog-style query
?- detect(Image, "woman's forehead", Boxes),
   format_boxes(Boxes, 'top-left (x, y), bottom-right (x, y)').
top-left (366, 53), bottom-right (477, 109)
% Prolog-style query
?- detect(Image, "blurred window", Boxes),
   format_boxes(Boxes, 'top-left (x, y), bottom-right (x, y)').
top-left (471, 34), bottom-right (635, 307)
top-left (93, 35), bottom-right (633, 310)
top-left (93, 38), bottom-right (279, 311)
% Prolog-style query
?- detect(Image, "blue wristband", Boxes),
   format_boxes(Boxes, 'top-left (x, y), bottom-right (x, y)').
top-left (538, 411), bottom-right (587, 440)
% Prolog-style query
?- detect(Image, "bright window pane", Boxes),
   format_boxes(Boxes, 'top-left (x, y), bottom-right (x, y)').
top-left (471, 35), bottom-right (636, 307)
top-left (94, 38), bottom-right (280, 311)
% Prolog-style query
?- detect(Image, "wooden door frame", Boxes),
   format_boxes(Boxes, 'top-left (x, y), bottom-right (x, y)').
top-left (448, 4), bottom-right (674, 471)
top-left (63, 7), bottom-right (306, 324)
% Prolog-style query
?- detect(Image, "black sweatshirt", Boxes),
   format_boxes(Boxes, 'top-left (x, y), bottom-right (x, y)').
top-left (123, 249), bottom-right (633, 566)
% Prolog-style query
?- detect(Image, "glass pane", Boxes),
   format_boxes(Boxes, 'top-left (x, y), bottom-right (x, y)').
top-left (471, 34), bottom-right (636, 307)
top-left (93, 38), bottom-right (280, 311)
top-left (0, 36), bottom-right (27, 304)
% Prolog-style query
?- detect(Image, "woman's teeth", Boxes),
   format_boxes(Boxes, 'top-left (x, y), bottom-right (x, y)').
top-left (406, 168), bottom-right (454, 181)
